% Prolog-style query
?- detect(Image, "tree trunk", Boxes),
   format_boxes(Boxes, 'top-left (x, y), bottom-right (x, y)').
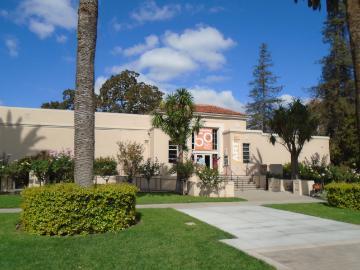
top-left (74, 0), bottom-right (98, 187)
top-left (290, 151), bottom-right (299, 180)
top-left (346, 0), bottom-right (360, 168)
top-left (175, 145), bottom-right (184, 194)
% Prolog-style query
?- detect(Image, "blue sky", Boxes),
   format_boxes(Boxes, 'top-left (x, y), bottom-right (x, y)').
top-left (0, 0), bottom-right (327, 112)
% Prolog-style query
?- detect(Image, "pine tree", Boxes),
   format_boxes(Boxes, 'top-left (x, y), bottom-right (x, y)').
top-left (312, 3), bottom-right (358, 167)
top-left (246, 43), bottom-right (282, 132)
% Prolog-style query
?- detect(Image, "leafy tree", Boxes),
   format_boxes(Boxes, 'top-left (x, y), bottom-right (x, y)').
top-left (98, 70), bottom-right (163, 114)
top-left (311, 2), bottom-right (358, 167)
top-left (152, 88), bottom-right (201, 194)
top-left (196, 166), bottom-right (223, 196)
top-left (74, 0), bottom-right (98, 187)
top-left (41, 89), bottom-right (75, 110)
top-left (246, 43), bottom-right (282, 132)
top-left (117, 141), bottom-right (143, 182)
top-left (269, 99), bottom-right (319, 179)
top-left (94, 157), bottom-right (118, 184)
top-left (140, 158), bottom-right (161, 191)
top-left (296, 0), bottom-right (360, 168)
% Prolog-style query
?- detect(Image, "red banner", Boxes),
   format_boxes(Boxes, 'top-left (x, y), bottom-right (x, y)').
top-left (194, 128), bottom-right (213, 151)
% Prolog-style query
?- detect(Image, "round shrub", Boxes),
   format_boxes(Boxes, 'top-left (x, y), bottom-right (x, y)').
top-left (325, 182), bottom-right (360, 210)
top-left (21, 183), bottom-right (138, 235)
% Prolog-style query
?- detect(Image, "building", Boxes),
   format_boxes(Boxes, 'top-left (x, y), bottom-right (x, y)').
top-left (0, 105), bottom-right (330, 176)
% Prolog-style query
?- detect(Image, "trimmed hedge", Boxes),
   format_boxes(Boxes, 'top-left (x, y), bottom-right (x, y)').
top-left (21, 183), bottom-right (138, 235)
top-left (325, 183), bottom-right (360, 210)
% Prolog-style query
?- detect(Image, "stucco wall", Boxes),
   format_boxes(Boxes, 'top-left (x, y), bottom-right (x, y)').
top-left (0, 106), bottom-right (330, 177)
top-left (226, 129), bottom-right (330, 175)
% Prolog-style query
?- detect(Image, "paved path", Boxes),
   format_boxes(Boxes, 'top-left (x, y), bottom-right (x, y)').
top-left (178, 205), bottom-right (360, 270)
top-left (0, 208), bottom-right (21, 213)
top-left (236, 190), bottom-right (323, 203)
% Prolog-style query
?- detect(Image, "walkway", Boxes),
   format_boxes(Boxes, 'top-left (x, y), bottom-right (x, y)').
top-left (178, 205), bottom-right (360, 270)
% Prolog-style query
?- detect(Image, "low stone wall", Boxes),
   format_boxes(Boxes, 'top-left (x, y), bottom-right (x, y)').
top-left (253, 175), bottom-right (266, 189)
top-left (0, 176), bottom-right (15, 192)
top-left (293, 179), bottom-right (314, 196)
top-left (268, 178), bottom-right (314, 196)
top-left (187, 175), bottom-right (235, 197)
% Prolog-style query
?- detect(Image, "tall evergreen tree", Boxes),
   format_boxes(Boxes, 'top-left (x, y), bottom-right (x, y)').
top-left (312, 3), bottom-right (358, 166)
top-left (296, 0), bottom-right (360, 168)
top-left (246, 43), bottom-right (282, 132)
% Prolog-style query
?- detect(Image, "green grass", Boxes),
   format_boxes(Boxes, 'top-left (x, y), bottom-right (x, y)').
top-left (0, 209), bottom-right (273, 270)
top-left (136, 192), bottom-right (245, 204)
top-left (0, 194), bottom-right (22, 208)
top-left (0, 193), bottom-right (245, 208)
top-left (266, 203), bottom-right (360, 225)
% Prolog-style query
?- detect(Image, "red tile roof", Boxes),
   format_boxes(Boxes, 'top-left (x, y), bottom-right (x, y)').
top-left (194, 104), bottom-right (244, 116)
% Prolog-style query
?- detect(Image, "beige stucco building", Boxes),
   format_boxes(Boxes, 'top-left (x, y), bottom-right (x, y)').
top-left (0, 105), bottom-right (330, 176)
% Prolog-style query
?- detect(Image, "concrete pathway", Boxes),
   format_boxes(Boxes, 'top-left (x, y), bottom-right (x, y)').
top-left (178, 205), bottom-right (360, 270)
top-left (0, 208), bottom-right (21, 213)
top-left (236, 190), bottom-right (323, 203)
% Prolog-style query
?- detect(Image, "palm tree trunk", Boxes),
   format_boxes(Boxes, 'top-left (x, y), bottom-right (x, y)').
top-left (346, 0), bottom-right (360, 167)
top-left (74, 0), bottom-right (98, 187)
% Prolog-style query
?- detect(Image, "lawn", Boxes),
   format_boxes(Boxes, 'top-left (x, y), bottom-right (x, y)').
top-left (0, 193), bottom-right (244, 208)
top-left (0, 194), bottom-right (22, 208)
top-left (0, 209), bottom-right (273, 270)
top-left (136, 192), bottom-right (245, 204)
top-left (266, 203), bottom-right (360, 225)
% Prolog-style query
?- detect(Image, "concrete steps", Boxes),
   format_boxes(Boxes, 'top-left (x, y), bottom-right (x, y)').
top-left (221, 175), bottom-right (263, 192)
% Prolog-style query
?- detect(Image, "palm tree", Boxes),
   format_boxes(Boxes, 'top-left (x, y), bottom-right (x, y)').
top-left (74, 0), bottom-right (98, 187)
top-left (152, 89), bottom-right (202, 194)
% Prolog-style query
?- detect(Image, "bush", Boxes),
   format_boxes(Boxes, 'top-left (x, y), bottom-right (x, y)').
top-left (170, 159), bottom-right (195, 182)
top-left (117, 141), bottom-right (143, 182)
top-left (94, 157), bottom-right (118, 183)
top-left (196, 166), bottom-right (222, 191)
top-left (7, 157), bottom-right (32, 188)
top-left (325, 182), bottom-right (360, 210)
top-left (21, 183), bottom-right (138, 235)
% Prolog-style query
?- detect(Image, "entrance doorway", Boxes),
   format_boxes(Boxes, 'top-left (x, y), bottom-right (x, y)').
top-left (194, 153), bottom-right (218, 169)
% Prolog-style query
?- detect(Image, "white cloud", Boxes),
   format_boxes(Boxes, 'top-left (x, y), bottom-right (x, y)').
top-left (0, 9), bottom-right (9, 18)
top-left (5, 38), bottom-right (19, 57)
top-left (190, 86), bottom-right (245, 113)
top-left (279, 94), bottom-right (311, 106)
top-left (137, 47), bottom-right (198, 81)
top-left (111, 46), bottom-right (123, 55)
top-left (109, 26), bottom-right (235, 82)
top-left (201, 75), bottom-right (229, 83)
top-left (130, 1), bottom-right (181, 23)
top-left (95, 76), bottom-right (108, 94)
top-left (56, 34), bottom-right (67, 43)
top-left (62, 55), bottom-right (75, 62)
top-left (123, 35), bottom-right (159, 57)
top-left (209, 6), bottom-right (225, 13)
top-left (29, 19), bottom-right (55, 39)
top-left (17, 0), bottom-right (77, 39)
top-left (164, 26), bottom-right (235, 69)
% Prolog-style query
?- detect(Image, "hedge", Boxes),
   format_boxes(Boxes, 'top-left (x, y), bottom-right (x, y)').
top-left (21, 183), bottom-right (138, 236)
top-left (325, 182), bottom-right (360, 210)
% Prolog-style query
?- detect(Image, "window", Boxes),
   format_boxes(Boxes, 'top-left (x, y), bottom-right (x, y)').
top-left (243, 143), bottom-right (250, 163)
top-left (192, 133), bottom-right (194, 150)
top-left (168, 141), bottom-right (178, 163)
top-left (212, 129), bottom-right (218, 150)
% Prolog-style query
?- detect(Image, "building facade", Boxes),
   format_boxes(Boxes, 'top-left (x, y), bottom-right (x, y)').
top-left (0, 105), bottom-right (330, 176)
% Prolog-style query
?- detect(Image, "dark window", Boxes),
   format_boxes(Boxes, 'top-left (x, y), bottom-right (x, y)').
top-left (192, 133), bottom-right (194, 150)
top-left (212, 129), bottom-right (218, 150)
top-left (243, 143), bottom-right (250, 163)
top-left (168, 141), bottom-right (178, 163)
